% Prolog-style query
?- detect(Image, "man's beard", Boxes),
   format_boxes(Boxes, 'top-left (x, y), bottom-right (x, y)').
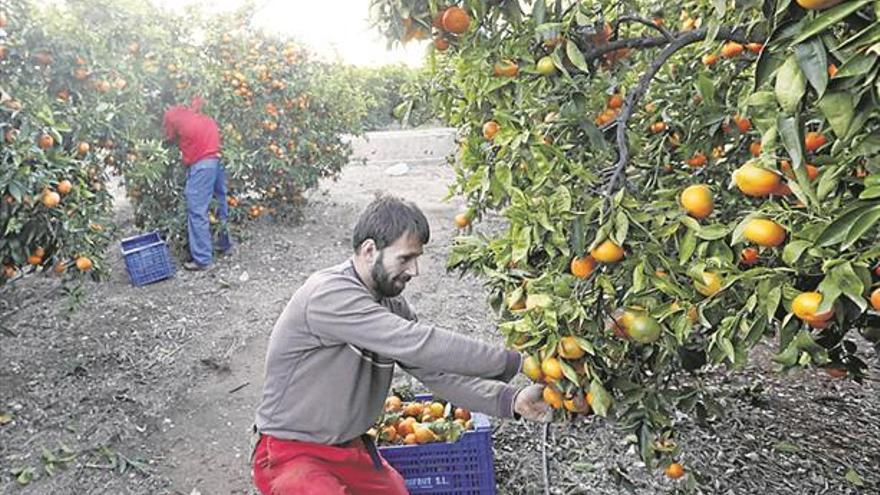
top-left (371, 251), bottom-right (410, 298)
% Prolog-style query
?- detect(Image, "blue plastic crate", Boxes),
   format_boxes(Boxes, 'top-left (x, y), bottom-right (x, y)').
top-left (120, 231), bottom-right (175, 286)
top-left (379, 394), bottom-right (496, 494)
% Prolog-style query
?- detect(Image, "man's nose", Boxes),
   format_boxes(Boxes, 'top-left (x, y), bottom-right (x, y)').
top-left (405, 259), bottom-right (419, 277)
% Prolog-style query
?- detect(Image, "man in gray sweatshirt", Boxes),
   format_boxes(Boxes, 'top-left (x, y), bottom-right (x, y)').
top-left (252, 195), bottom-right (550, 495)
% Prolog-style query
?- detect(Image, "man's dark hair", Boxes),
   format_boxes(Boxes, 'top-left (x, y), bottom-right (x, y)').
top-left (352, 196), bottom-right (430, 252)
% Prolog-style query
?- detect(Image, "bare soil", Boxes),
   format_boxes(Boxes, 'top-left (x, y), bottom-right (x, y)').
top-left (1, 129), bottom-right (878, 495)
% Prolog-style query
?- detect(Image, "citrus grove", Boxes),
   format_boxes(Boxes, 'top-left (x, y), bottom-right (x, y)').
top-left (1, 0), bottom-right (370, 287)
top-left (372, 0), bottom-right (880, 480)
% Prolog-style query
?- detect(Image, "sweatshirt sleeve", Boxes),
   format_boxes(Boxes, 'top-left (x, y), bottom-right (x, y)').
top-left (305, 275), bottom-right (521, 380)
top-left (401, 365), bottom-right (522, 418)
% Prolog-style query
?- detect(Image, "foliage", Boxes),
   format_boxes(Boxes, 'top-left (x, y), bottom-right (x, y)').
top-left (371, 0), bottom-right (880, 476)
top-left (349, 64), bottom-right (438, 129)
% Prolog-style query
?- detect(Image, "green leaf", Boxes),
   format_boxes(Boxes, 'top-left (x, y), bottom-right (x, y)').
top-left (532, 0), bottom-right (546, 25)
top-left (565, 40), bottom-right (589, 73)
top-left (791, 0), bottom-right (873, 45)
top-left (697, 74), bottom-right (716, 104)
top-left (766, 286), bottom-right (782, 323)
top-left (589, 379), bottom-right (612, 417)
top-left (814, 203), bottom-right (875, 246)
top-left (829, 263), bottom-right (866, 310)
top-left (559, 359), bottom-right (580, 385)
top-left (818, 91), bottom-right (855, 137)
top-left (774, 441), bottom-right (800, 453)
top-left (679, 228), bottom-right (697, 265)
top-left (845, 468), bottom-right (865, 487)
top-left (841, 205), bottom-right (880, 251)
top-left (835, 52), bottom-right (878, 78)
top-left (719, 337), bottom-right (736, 365)
top-left (573, 336), bottom-right (595, 356)
top-left (775, 55), bottom-right (807, 113)
top-left (782, 240), bottom-right (811, 265)
top-left (696, 224), bottom-right (730, 240)
top-left (859, 186), bottom-right (880, 199)
top-left (795, 38), bottom-right (828, 97)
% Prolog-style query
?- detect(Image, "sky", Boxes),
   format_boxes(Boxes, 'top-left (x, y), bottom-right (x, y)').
top-left (154, 0), bottom-right (428, 67)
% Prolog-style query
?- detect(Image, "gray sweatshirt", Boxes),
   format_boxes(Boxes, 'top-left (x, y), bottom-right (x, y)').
top-left (255, 260), bottom-right (522, 444)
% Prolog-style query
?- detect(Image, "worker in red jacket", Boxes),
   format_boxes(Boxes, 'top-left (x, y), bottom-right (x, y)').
top-left (163, 96), bottom-right (232, 270)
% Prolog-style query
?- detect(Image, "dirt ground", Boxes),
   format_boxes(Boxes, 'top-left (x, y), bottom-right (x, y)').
top-left (1, 129), bottom-right (878, 495)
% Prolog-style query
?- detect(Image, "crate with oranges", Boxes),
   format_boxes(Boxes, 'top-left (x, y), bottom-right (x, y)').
top-left (375, 394), bottom-right (497, 494)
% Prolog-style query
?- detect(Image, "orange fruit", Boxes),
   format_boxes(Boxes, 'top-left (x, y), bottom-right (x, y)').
top-left (792, 291), bottom-right (834, 323)
top-left (3, 265), bottom-right (16, 279)
top-left (740, 247), bottom-right (759, 266)
top-left (493, 59), bottom-right (519, 77)
top-left (680, 184), bottom-right (713, 219)
top-left (75, 256), bottom-right (93, 271)
top-left (434, 36), bottom-right (449, 52)
top-left (749, 141), bottom-right (762, 157)
top-left (53, 261), bottom-right (67, 274)
top-left (385, 396), bottom-right (402, 412)
top-left (563, 395), bottom-right (589, 413)
top-left (542, 385), bottom-right (563, 409)
top-left (702, 53), bottom-right (719, 65)
top-left (743, 218), bottom-right (786, 247)
top-left (650, 121), bottom-right (667, 133)
top-left (441, 6), bottom-right (471, 34)
top-left (827, 64), bottom-right (838, 77)
top-left (666, 462), bottom-right (685, 479)
top-left (57, 180), bottom-right (73, 195)
top-left (414, 425), bottom-right (438, 444)
top-left (76, 141), bottom-right (90, 156)
top-left (695, 271), bottom-right (722, 297)
top-left (570, 255), bottom-right (596, 279)
top-left (482, 121), bottom-right (499, 140)
top-left (27, 255), bottom-right (43, 266)
top-left (796, 0), bottom-right (845, 9)
top-left (780, 160), bottom-right (819, 181)
top-left (382, 425), bottom-right (398, 443)
top-left (404, 433), bottom-right (417, 445)
top-left (404, 402), bottom-right (424, 418)
top-left (454, 212), bottom-right (472, 228)
top-left (38, 134), bottom-right (54, 150)
top-left (746, 43), bottom-right (764, 54)
top-left (733, 162), bottom-right (781, 197)
top-left (42, 191), bottom-right (61, 208)
top-left (686, 152), bottom-right (707, 168)
top-left (626, 315), bottom-right (662, 344)
top-left (590, 240), bottom-right (624, 263)
top-left (522, 355), bottom-right (544, 382)
top-left (541, 357), bottom-right (564, 382)
top-left (733, 114), bottom-right (751, 133)
top-left (397, 417), bottom-right (417, 436)
top-left (454, 407), bottom-right (471, 421)
top-left (825, 367), bottom-right (847, 378)
top-left (429, 402), bottom-right (445, 418)
top-left (721, 42), bottom-right (744, 58)
top-left (558, 336), bottom-right (585, 359)
top-left (870, 288), bottom-right (880, 311)
top-left (804, 132), bottom-right (827, 152)
top-left (607, 94), bottom-right (624, 109)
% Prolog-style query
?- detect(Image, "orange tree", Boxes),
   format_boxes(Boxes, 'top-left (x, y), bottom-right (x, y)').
top-left (372, 0), bottom-right (880, 477)
top-left (1, 0), bottom-right (367, 280)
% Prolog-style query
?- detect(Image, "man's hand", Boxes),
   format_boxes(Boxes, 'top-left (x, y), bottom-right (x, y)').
top-left (513, 384), bottom-right (553, 422)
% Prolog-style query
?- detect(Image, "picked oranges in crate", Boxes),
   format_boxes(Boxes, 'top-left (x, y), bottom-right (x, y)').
top-left (368, 395), bottom-right (474, 446)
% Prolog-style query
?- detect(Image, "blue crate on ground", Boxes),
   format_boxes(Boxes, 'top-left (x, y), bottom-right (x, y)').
top-left (379, 394), bottom-right (496, 495)
top-left (120, 231), bottom-right (175, 286)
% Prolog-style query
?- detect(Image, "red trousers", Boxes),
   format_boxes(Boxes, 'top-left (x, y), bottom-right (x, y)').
top-left (252, 434), bottom-right (409, 495)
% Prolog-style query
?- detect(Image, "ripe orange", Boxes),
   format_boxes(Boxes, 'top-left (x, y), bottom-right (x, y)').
top-left (414, 425), bottom-right (438, 444)
top-left (27, 255), bottom-right (43, 266)
top-left (75, 256), bottom-right (93, 272)
top-left (522, 355), bottom-right (544, 382)
top-left (746, 43), bottom-right (764, 54)
top-left (702, 53), bottom-right (719, 65)
top-left (454, 407), bottom-right (471, 421)
top-left (404, 402), bottom-right (424, 418)
top-left (791, 291), bottom-right (834, 323)
top-left (454, 212), bottom-right (472, 229)
top-left (385, 396), bottom-right (402, 412)
top-left (870, 288), bottom-right (880, 311)
top-left (650, 121), bottom-right (667, 133)
top-left (827, 64), bottom-right (838, 77)
top-left (397, 417), bottom-right (416, 436)
top-left (434, 36), bottom-right (449, 52)
top-left (743, 218), bottom-right (786, 247)
top-left (607, 94), bottom-right (624, 110)
top-left (541, 357), bottom-right (564, 382)
top-left (749, 141), bottom-right (762, 157)
top-left (740, 247), bottom-right (759, 266)
top-left (42, 191), bottom-right (61, 208)
top-left (796, 0), bottom-right (845, 9)
top-left (404, 433), bottom-right (417, 445)
top-left (38, 134), bottom-right (54, 150)
top-left (570, 255), bottom-right (596, 279)
top-left (721, 42), bottom-right (744, 58)
top-left (686, 152), bottom-right (707, 168)
top-left (76, 141), bottom-right (90, 156)
top-left (804, 132), bottom-right (827, 152)
top-left (441, 6), bottom-right (471, 34)
top-left (695, 271), bottom-right (722, 297)
top-left (780, 160), bottom-right (819, 181)
top-left (429, 402), bottom-right (445, 418)
top-left (542, 385), bottom-right (563, 409)
top-left (680, 184), bottom-right (713, 219)
top-left (733, 162), bottom-right (781, 197)
top-left (382, 425), bottom-right (398, 443)
top-left (57, 180), bottom-right (73, 195)
top-left (590, 240), bottom-right (624, 263)
top-left (733, 114), bottom-right (751, 133)
top-left (666, 462), bottom-right (685, 479)
top-left (482, 121), bottom-right (499, 140)
top-left (493, 59), bottom-right (519, 77)
top-left (53, 261), bottom-right (67, 274)
top-left (558, 336), bottom-right (585, 359)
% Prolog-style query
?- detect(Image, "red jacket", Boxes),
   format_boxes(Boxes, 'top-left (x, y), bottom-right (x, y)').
top-left (163, 104), bottom-right (221, 166)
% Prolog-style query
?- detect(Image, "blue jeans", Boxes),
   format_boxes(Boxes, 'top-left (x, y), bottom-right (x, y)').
top-left (185, 157), bottom-right (232, 266)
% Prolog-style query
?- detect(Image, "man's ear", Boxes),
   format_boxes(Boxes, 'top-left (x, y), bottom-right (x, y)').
top-left (358, 239), bottom-right (377, 260)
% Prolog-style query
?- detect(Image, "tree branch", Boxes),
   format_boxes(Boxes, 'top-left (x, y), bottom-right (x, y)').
top-left (600, 26), bottom-right (750, 207)
top-left (579, 26), bottom-right (750, 63)
top-left (614, 15), bottom-right (673, 41)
